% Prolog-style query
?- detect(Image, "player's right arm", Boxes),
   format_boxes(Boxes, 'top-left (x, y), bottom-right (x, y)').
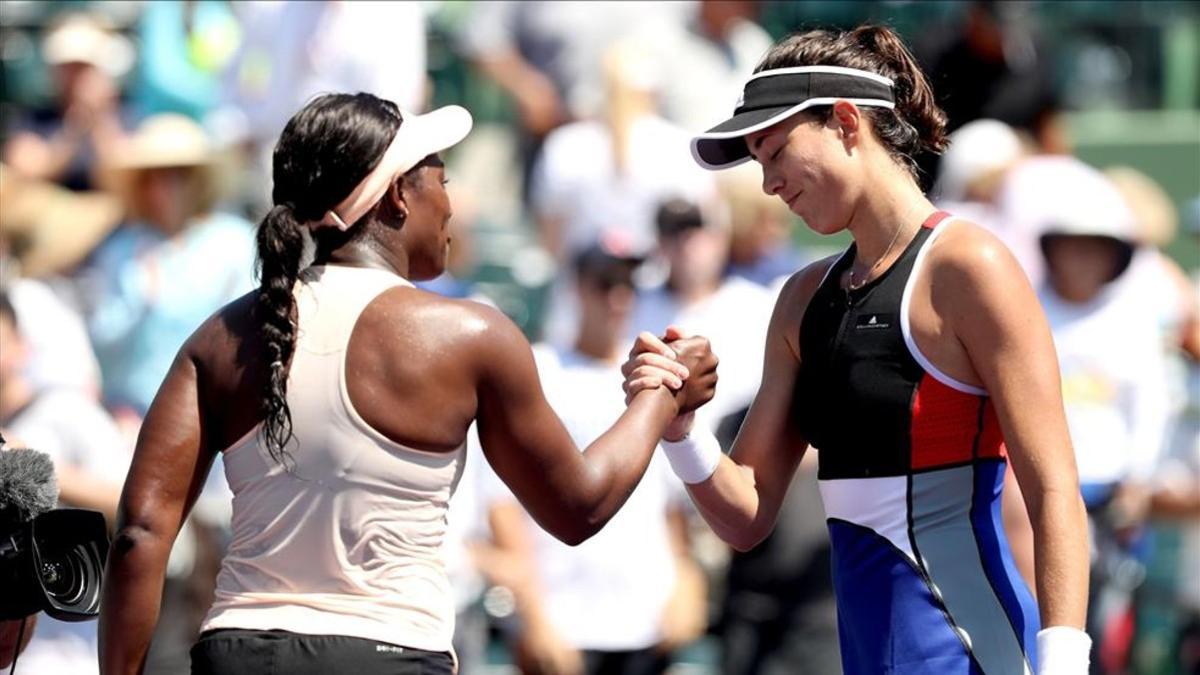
top-left (468, 303), bottom-right (716, 546)
top-left (626, 259), bottom-right (831, 551)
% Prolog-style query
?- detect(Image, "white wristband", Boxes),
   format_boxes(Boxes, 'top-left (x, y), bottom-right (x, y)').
top-left (1037, 626), bottom-right (1091, 675)
top-left (660, 430), bottom-right (722, 484)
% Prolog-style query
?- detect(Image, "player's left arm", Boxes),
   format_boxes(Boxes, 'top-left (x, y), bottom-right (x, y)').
top-left (100, 333), bottom-right (217, 674)
top-left (932, 223), bottom-right (1089, 632)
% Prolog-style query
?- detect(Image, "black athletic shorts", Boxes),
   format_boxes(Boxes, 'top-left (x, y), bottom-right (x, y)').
top-left (191, 628), bottom-right (455, 674)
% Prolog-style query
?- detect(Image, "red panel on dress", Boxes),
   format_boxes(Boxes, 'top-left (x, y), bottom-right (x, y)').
top-left (910, 373), bottom-right (1005, 470)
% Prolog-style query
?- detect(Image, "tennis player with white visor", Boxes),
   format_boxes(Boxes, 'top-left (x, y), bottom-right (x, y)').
top-left (100, 92), bottom-right (718, 675)
top-left (624, 25), bottom-right (1091, 675)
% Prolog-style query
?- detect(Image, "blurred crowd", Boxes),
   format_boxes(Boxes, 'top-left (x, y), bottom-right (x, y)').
top-left (0, 1), bottom-right (1197, 674)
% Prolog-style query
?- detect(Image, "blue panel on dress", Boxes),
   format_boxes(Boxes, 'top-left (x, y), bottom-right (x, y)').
top-left (969, 459), bottom-right (1042, 670)
top-left (827, 518), bottom-right (981, 674)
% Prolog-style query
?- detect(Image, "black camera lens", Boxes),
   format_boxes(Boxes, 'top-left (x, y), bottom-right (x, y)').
top-left (40, 548), bottom-right (87, 605)
top-left (31, 509), bottom-right (109, 620)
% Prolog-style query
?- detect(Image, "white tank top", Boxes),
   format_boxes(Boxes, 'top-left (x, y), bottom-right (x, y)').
top-left (201, 265), bottom-right (465, 652)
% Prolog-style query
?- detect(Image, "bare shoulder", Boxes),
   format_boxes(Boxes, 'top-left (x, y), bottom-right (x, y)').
top-left (778, 251), bottom-right (846, 318)
top-left (925, 219), bottom-right (1031, 293)
top-left (370, 287), bottom-right (532, 364)
top-left (181, 291), bottom-right (260, 369)
top-left (923, 219), bottom-right (1047, 348)
top-left (770, 251), bottom-right (847, 360)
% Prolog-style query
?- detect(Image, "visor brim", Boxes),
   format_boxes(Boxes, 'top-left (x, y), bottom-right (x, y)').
top-left (690, 106), bottom-right (799, 170)
top-left (402, 105), bottom-right (474, 167)
top-left (690, 96), bottom-right (896, 171)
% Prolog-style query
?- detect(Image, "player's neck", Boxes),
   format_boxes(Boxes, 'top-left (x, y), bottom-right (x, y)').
top-left (845, 169), bottom-right (931, 268)
top-left (320, 240), bottom-right (410, 279)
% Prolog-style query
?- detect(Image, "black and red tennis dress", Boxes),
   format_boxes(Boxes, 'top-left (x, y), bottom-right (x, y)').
top-left (796, 211), bottom-right (1039, 674)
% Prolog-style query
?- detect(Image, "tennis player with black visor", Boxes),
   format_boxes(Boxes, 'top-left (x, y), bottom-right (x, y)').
top-left (624, 24), bottom-right (1091, 675)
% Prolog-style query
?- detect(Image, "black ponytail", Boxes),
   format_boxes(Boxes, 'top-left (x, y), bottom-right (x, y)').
top-left (846, 25), bottom-right (948, 156)
top-left (254, 93), bottom-right (402, 464)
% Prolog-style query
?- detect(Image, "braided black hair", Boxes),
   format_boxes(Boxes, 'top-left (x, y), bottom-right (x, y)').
top-left (254, 93), bottom-right (402, 463)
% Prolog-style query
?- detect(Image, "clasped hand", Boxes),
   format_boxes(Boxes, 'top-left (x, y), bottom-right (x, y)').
top-left (621, 326), bottom-right (718, 441)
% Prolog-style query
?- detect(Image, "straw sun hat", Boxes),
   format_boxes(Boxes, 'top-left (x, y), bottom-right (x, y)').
top-left (99, 114), bottom-right (233, 216)
top-left (107, 114), bottom-right (215, 171)
top-left (0, 164), bottom-right (123, 278)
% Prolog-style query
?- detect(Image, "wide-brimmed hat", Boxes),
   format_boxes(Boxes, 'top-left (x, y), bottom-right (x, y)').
top-left (0, 164), bottom-right (123, 277)
top-left (1103, 166), bottom-right (1177, 248)
top-left (41, 13), bottom-right (134, 78)
top-left (106, 114), bottom-right (214, 171)
top-left (1012, 157), bottom-right (1138, 281)
top-left (1021, 158), bottom-right (1136, 243)
top-left (98, 114), bottom-right (234, 219)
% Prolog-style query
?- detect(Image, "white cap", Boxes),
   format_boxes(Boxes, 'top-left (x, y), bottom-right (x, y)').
top-left (41, 14), bottom-right (134, 78)
top-left (934, 119), bottom-right (1023, 202)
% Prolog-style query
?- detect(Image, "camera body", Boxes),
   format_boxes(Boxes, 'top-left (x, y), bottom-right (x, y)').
top-left (0, 507), bottom-right (109, 621)
top-left (0, 439), bottom-right (110, 622)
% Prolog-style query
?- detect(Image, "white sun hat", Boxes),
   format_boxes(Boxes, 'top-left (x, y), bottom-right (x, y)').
top-left (41, 14), bottom-right (134, 78)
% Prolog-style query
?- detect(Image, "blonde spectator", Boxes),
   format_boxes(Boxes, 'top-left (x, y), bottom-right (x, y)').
top-left (531, 40), bottom-right (714, 263)
top-left (719, 163), bottom-right (808, 288)
top-left (533, 40), bottom-right (715, 346)
top-left (1104, 166), bottom-right (1200, 360)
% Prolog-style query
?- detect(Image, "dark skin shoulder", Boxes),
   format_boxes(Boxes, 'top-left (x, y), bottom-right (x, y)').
top-left (185, 283), bottom-right (718, 536)
top-left (347, 286), bottom-right (718, 538)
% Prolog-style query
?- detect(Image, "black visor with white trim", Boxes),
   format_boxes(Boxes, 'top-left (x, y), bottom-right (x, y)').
top-left (691, 66), bottom-right (896, 170)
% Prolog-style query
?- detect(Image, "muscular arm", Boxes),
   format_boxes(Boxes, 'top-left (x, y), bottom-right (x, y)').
top-left (99, 343), bottom-right (216, 675)
top-left (676, 266), bottom-right (822, 552)
top-left (473, 306), bottom-right (704, 545)
top-left (937, 226), bottom-right (1089, 630)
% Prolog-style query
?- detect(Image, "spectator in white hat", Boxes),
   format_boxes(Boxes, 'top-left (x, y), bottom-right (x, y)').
top-left (1028, 159), bottom-right (1170, 670)
top-left (2, 13), bottom-right (133, 192)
